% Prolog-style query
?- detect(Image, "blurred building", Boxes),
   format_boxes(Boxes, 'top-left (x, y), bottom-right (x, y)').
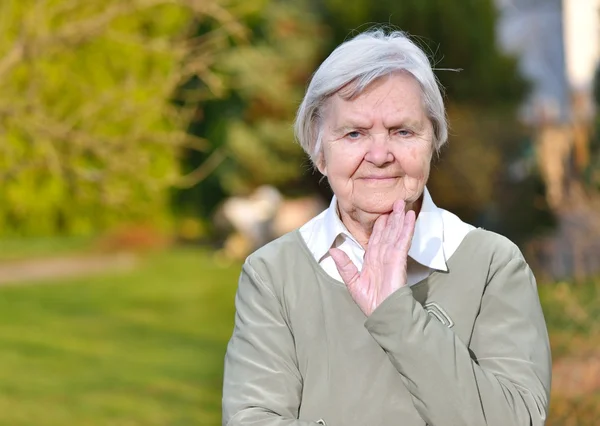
top-left (496, 0), bottom-right (600, 281)
top-left (496, 0), bottom-right (600, 123)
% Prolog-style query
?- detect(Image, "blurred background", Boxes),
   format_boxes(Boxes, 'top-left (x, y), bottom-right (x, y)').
top-left (0, 0), bottom-right (599, 424)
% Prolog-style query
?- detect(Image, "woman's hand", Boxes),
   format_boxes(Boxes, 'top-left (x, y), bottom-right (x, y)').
top-left (329, 199), bottom-right (416, 316)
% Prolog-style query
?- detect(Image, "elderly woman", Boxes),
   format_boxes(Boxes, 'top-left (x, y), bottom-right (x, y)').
top-left (222, 30), bottom-right (551, 426)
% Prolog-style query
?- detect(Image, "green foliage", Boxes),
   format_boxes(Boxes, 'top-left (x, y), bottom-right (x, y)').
top-left (0, 0), bottom-right (535, 238)
top-left (174, 1), bottom-right (324, 218)
top-left (0, 0), bottom-right (225, 236)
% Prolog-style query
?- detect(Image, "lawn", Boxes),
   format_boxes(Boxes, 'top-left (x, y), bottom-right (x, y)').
top-left (0, 245), bottom-right (598, 425)
top-left (0, 248), bottom-right (240, 426)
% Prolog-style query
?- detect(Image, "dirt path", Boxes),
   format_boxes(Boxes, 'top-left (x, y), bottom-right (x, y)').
top-left (0, 253), bottom-right (138, 286)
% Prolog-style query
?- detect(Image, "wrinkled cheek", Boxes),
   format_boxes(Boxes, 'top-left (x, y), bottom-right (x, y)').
top-left (402, 179), bottom-right (424, 200)
top-left (327, 148), bottom-right (364, 179)
top-left (323, 162), bottom-right (359, 197)
top-left (402, 158), bottom-right (431, 194)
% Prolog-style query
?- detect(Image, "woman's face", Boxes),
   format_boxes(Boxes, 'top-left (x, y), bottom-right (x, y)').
top-left (318, 72), bottom-right (435, 217)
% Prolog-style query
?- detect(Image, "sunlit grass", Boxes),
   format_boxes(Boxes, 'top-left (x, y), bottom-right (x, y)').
top-left (0, 248), bottom-right (240, 426)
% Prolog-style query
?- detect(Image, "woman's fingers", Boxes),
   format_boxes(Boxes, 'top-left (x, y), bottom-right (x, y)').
top-left (383, 199), bottom-right (406, 244)
top-left (397, 209), bottom-right (416, 254)
top-left (329, 248), bottom-right (360, 287)
top-left (369, 213), bottom-right (388, 246)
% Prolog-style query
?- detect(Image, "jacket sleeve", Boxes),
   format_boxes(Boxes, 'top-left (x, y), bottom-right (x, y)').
top-left (222, 260), bottom-right (319, 426)
top-left (364, 257), bottom-right (552, 426)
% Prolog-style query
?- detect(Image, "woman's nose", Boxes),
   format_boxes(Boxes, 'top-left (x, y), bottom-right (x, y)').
top-left (364, 134), bottom-right (394, 166)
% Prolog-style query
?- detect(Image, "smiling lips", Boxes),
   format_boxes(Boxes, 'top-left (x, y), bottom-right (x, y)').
top-left (359, 176), bottom-right (399, 184)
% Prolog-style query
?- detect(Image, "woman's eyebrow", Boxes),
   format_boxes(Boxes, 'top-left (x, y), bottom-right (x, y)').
top-left (331, 121), bottom-right (372, 134)
top-left (386, 118), bottom-right (426, 129)
top-left (331, 116), bottom-right (426, 135)
top-left (331, 125), bottom-right (355, 135)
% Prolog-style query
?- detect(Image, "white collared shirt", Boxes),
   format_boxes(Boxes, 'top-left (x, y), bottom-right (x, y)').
top-left (299, 187), bottom-right (475, 286)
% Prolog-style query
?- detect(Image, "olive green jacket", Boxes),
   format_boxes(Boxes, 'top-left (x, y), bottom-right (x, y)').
top-left (222, 229), bottom-right (552, 425)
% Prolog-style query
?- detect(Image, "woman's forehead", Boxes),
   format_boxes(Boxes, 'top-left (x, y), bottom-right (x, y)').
top-left (324, 77), bottom-right (427, 127)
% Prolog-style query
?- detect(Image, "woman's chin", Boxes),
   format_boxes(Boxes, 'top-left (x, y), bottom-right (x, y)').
top-left (352, 191), bottom-right (421, 215)
top-left (355, 199), bottom-right (397, 215)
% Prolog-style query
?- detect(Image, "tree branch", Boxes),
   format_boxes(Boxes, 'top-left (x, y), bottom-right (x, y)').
top-left (173, 148), bottom-right (227, 188)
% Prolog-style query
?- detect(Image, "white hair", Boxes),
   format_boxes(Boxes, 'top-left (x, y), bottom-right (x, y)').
top-left (294, 29), bottom-right (448, 166)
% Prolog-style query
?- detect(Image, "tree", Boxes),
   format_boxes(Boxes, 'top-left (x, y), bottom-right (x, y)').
top-left (0, 0), bottom-right (245, 236)
top-left (173, 0), bottom-right (325, 221)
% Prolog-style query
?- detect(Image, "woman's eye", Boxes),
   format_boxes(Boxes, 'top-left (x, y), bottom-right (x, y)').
top-left (347, 131), bottom-right (361, 139)
top-left (396, 129), bottom-right (412, 137)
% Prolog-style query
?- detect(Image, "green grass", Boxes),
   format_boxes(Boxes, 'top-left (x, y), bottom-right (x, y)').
top-left (0, 248), bottom-right (240, 426)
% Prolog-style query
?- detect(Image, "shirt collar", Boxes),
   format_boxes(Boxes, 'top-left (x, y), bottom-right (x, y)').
top-left (310, 194), bottom-right (360, 261)
top-left (409, 187), bottom-right (448, 271)
top-left (309, 187), bottom-right (447, 271)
